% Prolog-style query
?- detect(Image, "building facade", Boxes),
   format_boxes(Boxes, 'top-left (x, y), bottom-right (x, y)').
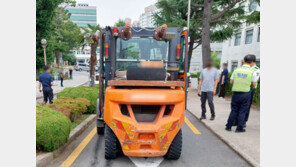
top-left (64, 3), bottom-right (99, 65)
top-left (220, 0), bottom-right (260, 72)
top-left (139, 4), bottom-right (157, 27)
top-left (65, 3), bottom-right (97, 28)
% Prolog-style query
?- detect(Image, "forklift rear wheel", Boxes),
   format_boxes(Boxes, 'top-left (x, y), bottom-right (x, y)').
top-left (165, 129), bottom-right (182, 160)
top-left (105, 125), bottom-right (120, 159)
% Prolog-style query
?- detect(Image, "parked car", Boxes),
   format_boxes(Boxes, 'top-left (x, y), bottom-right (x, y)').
top-left (75, 63), bottom-right (89, 72)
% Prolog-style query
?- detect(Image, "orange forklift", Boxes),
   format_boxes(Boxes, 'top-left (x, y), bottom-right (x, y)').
top-left (96, 24), bottom-right (189, 159)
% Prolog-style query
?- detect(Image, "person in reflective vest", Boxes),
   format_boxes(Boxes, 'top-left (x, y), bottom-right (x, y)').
top-left (225, 55), bottom-right (257, 133)
top-left (244, 55), bottom-right (260, 126)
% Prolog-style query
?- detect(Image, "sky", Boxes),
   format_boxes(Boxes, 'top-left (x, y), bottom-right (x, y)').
top-left (75, 0), bottom-right (158, 27)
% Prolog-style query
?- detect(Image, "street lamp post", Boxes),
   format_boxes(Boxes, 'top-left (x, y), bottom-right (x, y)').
top-left (41, 39), bottom-right (47, 65)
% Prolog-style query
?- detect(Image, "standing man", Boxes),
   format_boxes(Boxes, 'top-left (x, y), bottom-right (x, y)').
top-left (219, 63), bottom-right (229, 98)
top-left (244, 55), bottom-right (260, 126)
top-left (197, 58), bottom-right (219, 121)
top-left (60, 70), bottom-right (64, 87)
top-left (215, 65), bottom-right (221, 95)
top-left (39, 65), bottom-right (54, 104)
top-left (225, 55), bottom-right (257, 132)
top-left (69, 67), bottom-right (73, 80)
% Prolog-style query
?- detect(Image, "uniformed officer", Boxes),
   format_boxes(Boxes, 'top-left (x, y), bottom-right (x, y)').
top-left (244, 54), bottom-right (260, 126)
top-left (225, 55), bottom-right (257, 132)
top-left (39, 65), bottom-right (54, 104)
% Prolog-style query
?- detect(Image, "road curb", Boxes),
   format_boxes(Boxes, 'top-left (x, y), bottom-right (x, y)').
top-left (36, 81), bottom-right (89, 100)
top-left (36, 114), bottom-right (96, 167)
top-left (186, 109), bottom-right (259, 167)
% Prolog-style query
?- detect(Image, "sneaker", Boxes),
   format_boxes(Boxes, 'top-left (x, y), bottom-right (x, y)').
top-left (210, 115), bottom-right (215, 120)
top-left (200, 115), bottom-right (206, 120)
top-left (235, 129), bottom-right (246, 133)
top-left (225, 127), bottom-right (231, 131)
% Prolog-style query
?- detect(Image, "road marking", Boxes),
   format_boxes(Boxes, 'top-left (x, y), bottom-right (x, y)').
top-left (184, 117), bottom-right (201, 134)
top-left (129, 157), bottom-right (164, 167)
top-left (60, 127), bottom-right (96, 167)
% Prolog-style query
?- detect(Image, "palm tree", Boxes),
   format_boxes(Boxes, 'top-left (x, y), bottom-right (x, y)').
top-left (78, 24), bottom-right (100, 87)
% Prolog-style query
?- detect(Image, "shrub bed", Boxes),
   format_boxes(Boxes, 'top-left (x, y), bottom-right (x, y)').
top-left (45, 97), bottom-right (90, 122)
top-left (36, 106), bottom-right (71, 152)
top-left (57, 85), bottom-right (99, 114)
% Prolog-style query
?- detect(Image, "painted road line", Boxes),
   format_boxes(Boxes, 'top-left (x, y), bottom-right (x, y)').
top-left (60, 127), bottom-right (96, 167)
top-left (184, 117), bottom-right (201, 134)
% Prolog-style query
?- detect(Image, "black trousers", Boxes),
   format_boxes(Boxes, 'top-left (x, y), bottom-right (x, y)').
top-left (201, 91), bottom-right (215, 116)
top-left (61, 78), bottom-right (64, 87)
top-left (216, 83), bottom-right (220, 95)
top-left (226, 92), bottom-right (251, 130)
top-left (219, 84), bottom-right (226, 98)
top-left (245, 88), bottom-right (255, 122)
top-left (43, 87), bottom-right (53, 104)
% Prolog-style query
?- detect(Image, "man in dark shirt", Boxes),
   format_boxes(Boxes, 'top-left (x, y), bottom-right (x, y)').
top-left (39, 65), bottom-right (54, 104)
top-left (218, 63), bottom-right (228, 98)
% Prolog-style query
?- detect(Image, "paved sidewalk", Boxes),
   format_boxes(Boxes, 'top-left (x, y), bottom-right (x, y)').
top-left (36, 71), bottom-right (89, 99)
top-left (187, 78), bottom-right (260, 167)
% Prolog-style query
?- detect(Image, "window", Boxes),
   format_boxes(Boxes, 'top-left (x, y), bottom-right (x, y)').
top-left (257, 27), bottom-right (260, 42)
top-left (245, 29), bottom-right (254, 44)
top-left (116, 37), bottom-right (169, 70)
top-left (231, 61), bottom-right (238, 72)
top-left (234, 33), bottom-right (241, 46)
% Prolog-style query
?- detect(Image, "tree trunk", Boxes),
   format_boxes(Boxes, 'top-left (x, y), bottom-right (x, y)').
top-left (90, 41), bottom-right (98, 87)
top-left (201, 0), bottom-right (212, 68)
top-left (55, 50), bottom-right (62, 67)
top-left (187, 37), bottom-right (195, 72)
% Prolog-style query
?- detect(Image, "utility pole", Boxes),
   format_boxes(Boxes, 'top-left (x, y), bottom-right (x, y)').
top-left (185, 0), bottom-right (191, 109)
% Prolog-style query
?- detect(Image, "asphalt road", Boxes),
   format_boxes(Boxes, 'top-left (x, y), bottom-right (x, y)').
top-left (50, 111), bottom-right (250, 167)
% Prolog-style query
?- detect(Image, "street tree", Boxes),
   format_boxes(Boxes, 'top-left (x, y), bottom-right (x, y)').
top-left (114, 19), bottom-right (126, 27)
top-left (50, 6), bottom-right (82, 66)
top-left (77, 24), bottom-right (101, 87)
top-left (36, 0), bottom-right (64, 73)
top-left (155, 0), bottom-right (246, 69)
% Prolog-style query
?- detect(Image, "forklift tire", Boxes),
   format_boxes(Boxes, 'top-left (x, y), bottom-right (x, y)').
top-left (165, 129), bottom-right (182, 160)
top-left (105, 125), bottom-right (120, 159)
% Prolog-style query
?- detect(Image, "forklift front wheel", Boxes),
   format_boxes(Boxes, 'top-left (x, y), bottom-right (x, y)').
top-left (105, 125), bottom-right (120, 159)
top-left (165, 129), bottom-right (182, 160)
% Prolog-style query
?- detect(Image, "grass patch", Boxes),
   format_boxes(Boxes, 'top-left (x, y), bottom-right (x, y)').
top-left (70, 114), bottom-right (90, 130)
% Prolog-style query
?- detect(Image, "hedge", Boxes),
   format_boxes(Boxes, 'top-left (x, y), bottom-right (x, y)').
top-left (36, 106), bottom-right (71, 152)
top-left (45, 97), bottom-right (90, 122)
top-left (57, 85), bottom-right (99, 114)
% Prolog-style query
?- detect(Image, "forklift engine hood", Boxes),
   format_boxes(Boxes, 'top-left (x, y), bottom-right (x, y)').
top-left (104, 87), bottom-right (185, 157)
